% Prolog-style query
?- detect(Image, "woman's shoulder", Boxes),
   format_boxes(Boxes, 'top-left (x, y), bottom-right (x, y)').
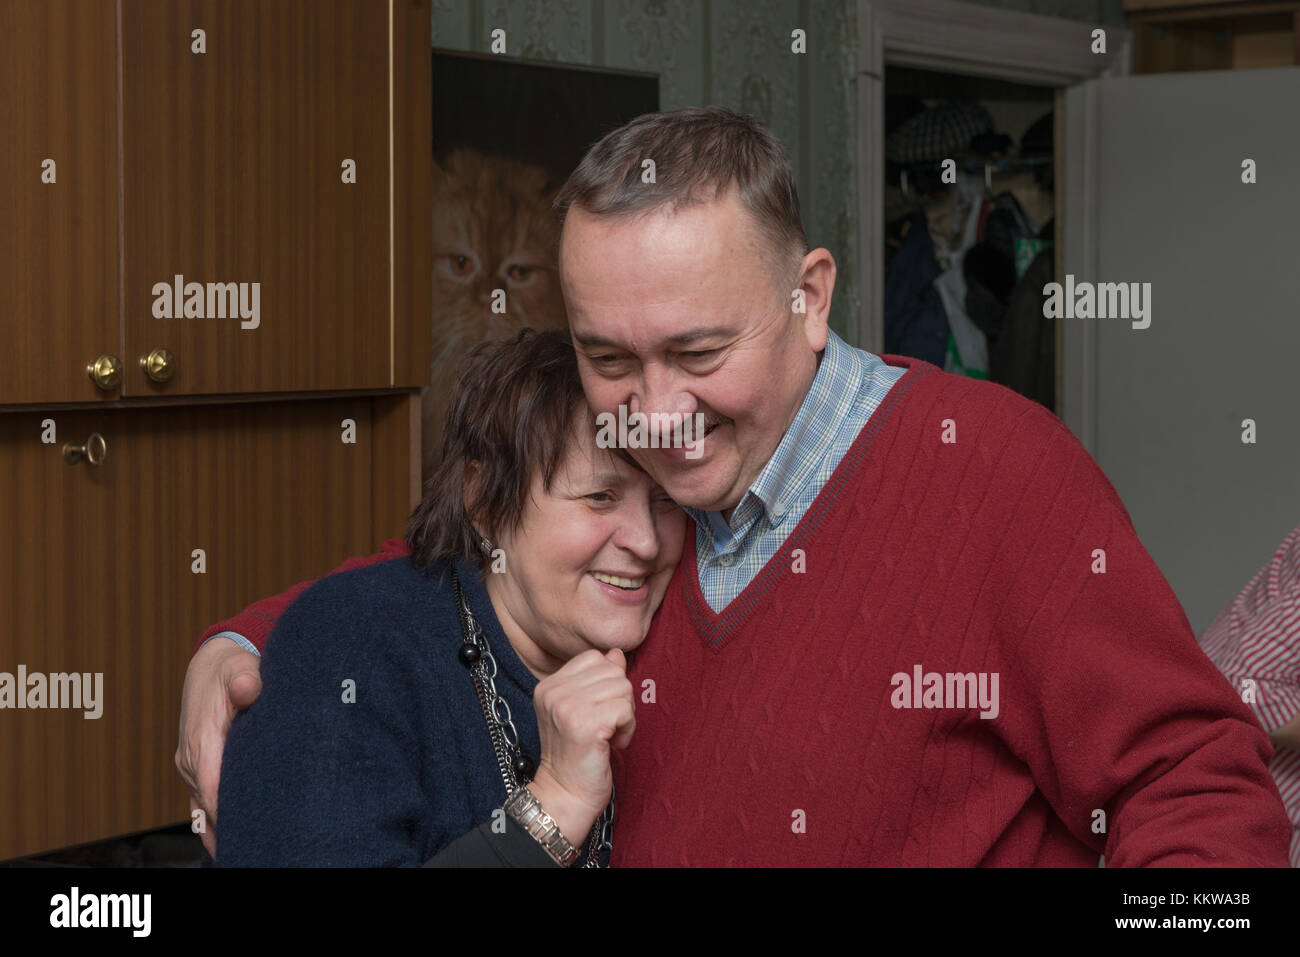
top-left (270, 556), bottom-right (460, 662)
top-left (296, 552), bottom-right (452, 608)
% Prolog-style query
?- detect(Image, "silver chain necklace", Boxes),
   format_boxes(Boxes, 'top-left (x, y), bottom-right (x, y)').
top-left (452, 568), bottom-right (613, 867)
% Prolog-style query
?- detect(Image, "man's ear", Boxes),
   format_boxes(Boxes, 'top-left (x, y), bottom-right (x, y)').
top-left (794, 248), bottom-right (835, 353)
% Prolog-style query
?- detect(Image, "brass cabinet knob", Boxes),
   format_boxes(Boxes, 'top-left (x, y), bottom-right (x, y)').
top-left (87, 354), bottom-right (122, 390)
top-left (63, 432), bottom-right (107, 466)
top-left (139, 347), bottom-right (176, 383)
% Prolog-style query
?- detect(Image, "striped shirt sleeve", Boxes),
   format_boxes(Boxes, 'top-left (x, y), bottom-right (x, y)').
top-left (1198, 524), bottom-right (1300, 867)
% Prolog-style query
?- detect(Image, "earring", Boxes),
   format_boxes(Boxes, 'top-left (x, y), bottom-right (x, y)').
top-left (478, 536), bottom-right (493, 556)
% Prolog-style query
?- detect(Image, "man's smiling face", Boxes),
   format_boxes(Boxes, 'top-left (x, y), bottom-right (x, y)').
top-left (561, 187), bottom-right (830, 515)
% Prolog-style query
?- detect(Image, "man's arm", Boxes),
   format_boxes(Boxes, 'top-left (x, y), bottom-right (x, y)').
top-left (1035, 568), bottom-right (1291, 867)
top-left (996, 409), bottom-right (1291, 866)
top-left (192, 537), bottom-right (414, 656)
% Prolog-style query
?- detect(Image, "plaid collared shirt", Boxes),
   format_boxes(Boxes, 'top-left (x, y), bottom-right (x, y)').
top-left (684, 330), bottom-right (907, 612)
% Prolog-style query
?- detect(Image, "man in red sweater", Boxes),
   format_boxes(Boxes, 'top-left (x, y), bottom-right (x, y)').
top-left (179, 108), bottom-right (1291, 866)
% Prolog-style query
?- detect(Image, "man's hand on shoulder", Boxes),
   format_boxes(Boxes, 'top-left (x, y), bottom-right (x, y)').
top-left (175, 637), bottom-right (263, 857)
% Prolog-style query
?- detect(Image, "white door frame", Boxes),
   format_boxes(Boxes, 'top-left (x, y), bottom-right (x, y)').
top-left (855, 0), bottom-right (1130, 450)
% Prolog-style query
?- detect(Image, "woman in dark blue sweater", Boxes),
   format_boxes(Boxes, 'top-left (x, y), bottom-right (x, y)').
top-left (215, 330), bottom-right (685, 866)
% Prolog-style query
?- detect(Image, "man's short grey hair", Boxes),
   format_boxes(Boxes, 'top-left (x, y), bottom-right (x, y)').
top-left (553, 107), bottom-right (808, 281)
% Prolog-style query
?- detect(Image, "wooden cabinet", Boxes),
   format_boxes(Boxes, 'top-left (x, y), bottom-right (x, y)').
top-left (0, 0), bottom-right (431, 857)
top-left (0, 396), bottom-right (421, 861)
top-left (1123, 0), bottom-right (1300, 73)
top-left (0, 0), bottom-right (120, 406)
top-left (1, 0), bottom-right (430, 404)
top-left (120, 0), bottom-right (391, 396)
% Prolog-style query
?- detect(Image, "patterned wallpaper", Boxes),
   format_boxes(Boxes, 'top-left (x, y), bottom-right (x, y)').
top-left (429, 0), bottom-right (1125, 344)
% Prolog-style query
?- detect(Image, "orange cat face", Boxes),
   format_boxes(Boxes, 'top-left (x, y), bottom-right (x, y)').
top-left (426, 149), bottom-right (569, 475)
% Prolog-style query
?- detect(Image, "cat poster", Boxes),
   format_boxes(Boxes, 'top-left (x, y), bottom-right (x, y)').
top-left (428, 51), bottom-right (658, 475)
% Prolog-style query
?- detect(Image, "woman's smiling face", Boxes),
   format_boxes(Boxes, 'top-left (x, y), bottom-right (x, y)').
top-left (483, 416), bottom-right (686, 678)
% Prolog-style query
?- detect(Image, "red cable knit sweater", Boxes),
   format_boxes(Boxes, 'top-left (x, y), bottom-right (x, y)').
top-left (200, 356), bottom-right (1291, 866)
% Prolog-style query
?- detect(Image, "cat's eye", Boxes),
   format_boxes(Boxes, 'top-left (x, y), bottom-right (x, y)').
top-left (447, 254), bottom-right (475, 278)
top-left (506, 264), bottom-right (533, 283)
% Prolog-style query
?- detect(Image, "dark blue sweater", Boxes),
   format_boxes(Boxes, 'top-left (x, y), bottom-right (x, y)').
top-left (217, 554), bottom-right (573, 866)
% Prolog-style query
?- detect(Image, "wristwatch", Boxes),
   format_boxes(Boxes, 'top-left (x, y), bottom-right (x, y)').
top-left (503, 786), bottom-right (581, 866)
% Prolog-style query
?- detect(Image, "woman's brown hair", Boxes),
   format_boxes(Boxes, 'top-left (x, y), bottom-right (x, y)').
top-left (406, 327), bottom-right (595, 575)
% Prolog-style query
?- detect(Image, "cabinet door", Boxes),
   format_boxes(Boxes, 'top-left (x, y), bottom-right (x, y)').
top-left (0, 0), bottom-right (120, 404)
top-left (0, 399), bottom-right (376, 860)
top-left (119, 0), bottom-right (391, 397)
